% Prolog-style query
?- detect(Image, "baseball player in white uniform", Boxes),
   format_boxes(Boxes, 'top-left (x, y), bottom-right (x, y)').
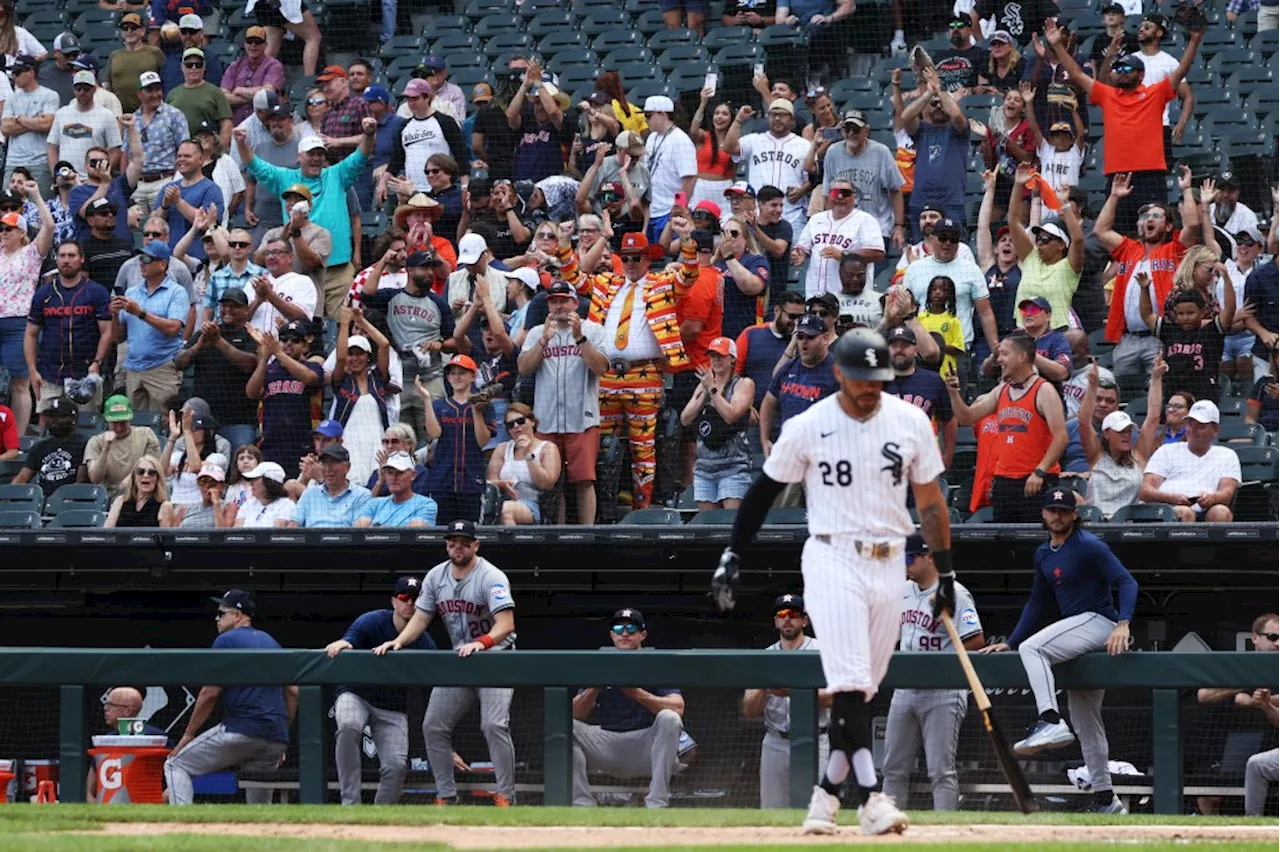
top-left (742, 593), bottom-right (833, 808)
top-left (712, 328), bottom-right (957, 836)
top-left (881, 535), bottom-right (984, 811)
top-left (373, 519), bottom-right (518, 805)
top-left (734, 99), bottom-right (812, 231)
top-left (792, 178), bottom-right (885, 299)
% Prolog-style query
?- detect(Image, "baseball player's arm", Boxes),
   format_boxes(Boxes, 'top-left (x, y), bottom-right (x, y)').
top-left (173, 685), bottom-right (223, 754)
top-left (912, 477), bottom-right (957, 617)
top-left (372, 609), bottom-right (434, 654)
top-left (741, 689), bottom-right (767, 718)
top-left (962, 633), bottom-right (986, 651)
top-left (727, 473), bottom-right (787, 554)
top-left (458, 607), bottom-right (514, 657)
top-left (1197, 688), bottom-right (1246, 704)
top-left (572, 688), bottom-right (601, 720)
top-left (623, 688), bottom-right (685, 717)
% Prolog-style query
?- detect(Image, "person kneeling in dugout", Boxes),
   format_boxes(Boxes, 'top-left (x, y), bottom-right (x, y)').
top-left (571, 608), bottom-right (686, 808)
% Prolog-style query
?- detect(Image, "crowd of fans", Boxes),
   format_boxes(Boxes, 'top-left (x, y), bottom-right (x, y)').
top-left (0, 0), bottom-right (1275, 529)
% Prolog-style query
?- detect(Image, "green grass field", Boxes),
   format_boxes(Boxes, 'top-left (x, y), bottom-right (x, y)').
top-left (0, 805), bottom-right (1274, 851)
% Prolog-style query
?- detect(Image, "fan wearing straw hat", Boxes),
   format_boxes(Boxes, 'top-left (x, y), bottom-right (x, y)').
top-left (392, 191), bottom-right (457, 277)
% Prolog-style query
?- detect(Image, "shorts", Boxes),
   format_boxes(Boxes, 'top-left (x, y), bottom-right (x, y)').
top-left (37, 377), bottom-right (102, 413)
top-left (516, 497), bottom-right (542, 523)
top-left (659, 0), bottom-right (708, 12)
top-left (255, 0), bottom-right (308, 29)
top-left (0, 317), bottom-right (28, 378)
top-left (694, 469), bottom-right (752, 503)
top-left (538, 427), bottom-right (600, 483)
top-left (1223, 332), bottom-right (1257, 362)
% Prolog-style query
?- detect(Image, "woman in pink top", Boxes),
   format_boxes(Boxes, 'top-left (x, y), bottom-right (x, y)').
top-left (0, 180), bottom-right (55, 436)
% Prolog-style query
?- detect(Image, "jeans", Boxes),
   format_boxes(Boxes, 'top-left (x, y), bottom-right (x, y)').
top-left (380, 0), bottom-right (397, 42)
top-left (218, 424), bottom-right (259, 453)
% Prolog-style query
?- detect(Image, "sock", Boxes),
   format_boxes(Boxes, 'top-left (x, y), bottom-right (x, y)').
top-left (894, 29), bottom-right (904, 42)
top-left (1094, 790), bottom-right (1115, 805)
top-left (820, 750), bottom-right (850, 796)
top-left (1040, 709), bottom-right (1062, 724)
top-left (852, 748), bottom-right (878, 788)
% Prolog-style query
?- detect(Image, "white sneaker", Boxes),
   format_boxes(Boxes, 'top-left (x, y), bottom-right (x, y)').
top-left (1013, 719), bottom-right (1076, 755)
top-left (858, 791), bottom-right (909, 836)
top-left (801, 785), bottom-right (840, 835)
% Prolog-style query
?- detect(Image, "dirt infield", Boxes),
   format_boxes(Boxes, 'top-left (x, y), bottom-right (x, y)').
top-left (91, 821), bottom-right (1279, 847)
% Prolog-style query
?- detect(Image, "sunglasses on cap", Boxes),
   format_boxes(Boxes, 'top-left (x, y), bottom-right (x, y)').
top-left (805, 86), bottom-right (827, 100)
top-left (775, 607), bottom-right (803, 620)
top-left (505, 415), bottom-right (528, 428)
top-left (394, 592), bottom-right (416, 602)
top-left (610, 623), bottom-right (641, 635)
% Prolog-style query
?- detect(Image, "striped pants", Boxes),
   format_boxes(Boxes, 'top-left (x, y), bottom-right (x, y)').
top-left (599, 365), bottom-right (663, 510)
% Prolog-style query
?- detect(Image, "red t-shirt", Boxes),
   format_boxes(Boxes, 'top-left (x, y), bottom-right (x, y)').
top-left (671, 266), bottom-right (725, 372)
top-left (0, 404), bottom-right (18, 456)
top-left (1089, 78), bottom-right (1176, 174)
top-left (1105, 233), bottom-right (1187, 343)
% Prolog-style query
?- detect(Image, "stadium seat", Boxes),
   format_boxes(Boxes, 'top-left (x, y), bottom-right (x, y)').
top-left (1251, 30), bottom-right (1279, 58)
top-left (634, 8), bottom-right (667, 35)
top-left (580, 9), bottom-right (630, 35)
top-left (716, 43), bottom-right (766, 66)
top-left (618, 507), bottom-right (683, 525)
top-left (764, 507), bottom-right (808, 525)
top-left (47, 510), bottom-right (105, 529)
top-left (0, 460), bottom-right (25, 485)
top-left (965, 506), bottom-right (993, 524)
top-left (592, 28), bottom-right (643, 53)
top-left (1217, 420), bottom-right (1268, 445)
top-left (463, 0), bottom-right (516, 17)
top-left (574, 0), bottom-right (624, 12)
top-left (658, 45), bottom-right (710, 72)
top-left (648, 28), bottom-right (701, 51)
top-left (669, 62), bottom-right (715, 92)
top-left (44, 484), bottom-right (109, 515)
top-left (1076, 505), bottom-right (1105, 523)
top-left (1109, 504), bottom-right (1178, 524)
top-left (688, 508), bottom-right (739, 525)
top-left (610, 61), bottom-right (660, 83)
top-left (483, 31), bottom-right (536, 59)
top-left (1235, 445), bottom-right (1279, 482)
top-left (518, 0), bottom-right (563, 16)
top-left (430, 33), bottom-right (484, 54)
top-left (546, 49), bottom-right (600, 74)
top-left (0, 484), bottom-right (43, 514)
top-left (19, 9), bottom-right (67, 31)
top-left (602, 47), bottom-right (654, 71)
top-left (0, 510), bottom-right (41, 529)
top-left (538, 31), bottom-right (589, 54)
top-left (704, 26), bottom-right (754, 51)
top-left (474, 14), bottom-right (523, 38)
top-left (422, 15), bottom-right (472, 39)
top-left (525, 10), bottom-right (574, 37)
top-left (379, 35), bottom-right (426, 62)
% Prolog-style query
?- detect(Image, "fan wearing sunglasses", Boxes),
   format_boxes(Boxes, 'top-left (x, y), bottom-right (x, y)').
top-left (714, 217), bottom-right (771, 340)
top-left (105, 454), bottom-right (175, 527)
top-left (571, 608), bottom-right (687, 808)
top-left (322, 576), bottom-right (436, 805)
top-left (1194, 612), bottom-right (1278, 817)
top-left (485, 403), bottom-right (559, 525)
top-left (792, 178), bottom-right (884, 299)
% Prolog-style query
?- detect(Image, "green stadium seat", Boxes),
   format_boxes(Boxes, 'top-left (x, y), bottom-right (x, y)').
top-left (0, 460), bottom-right (25, 486)
top-left (658, 45), bottom-right (709, 72)
top-left (619, 507), bottom-right (683, 525)
top-left (0, 510), bottom-right (41, 529)
top-left (46, 510), bottom-right (105, 529)
top-left (430, 33), bottom-right (483, 55)
top-left (669, 62), bottom-right (715, 92)
top-left (474, 14), bottom-right (523, 39)
top-left (1235, 445), bottom-right (1279, 482)
top-left (464, 0), bottom-right (516, 18)
top-left (610, 60), bottom-right (660, 82)
top-left (379, 35), bottom-right (426, 62)
top-left (1076, 505), bottom-right (1105, 523)
top-left (538, 31), bottom-right (589, 54)
top-left (704, 26), bottom-right (754, 50)
top-left (1110, 504), bottom-right (1178, 523)
top-left (602, 47), bottom-right (654, 72)
top-left (580, 9), bottom-right (630, 35)
top-left (592, 28), bottom-right (644, 52)
top-left (758, 23), bottom-right (808, 47)
top-left (525, 10), bottom-right (573, 37)
top-left (688, 508), bottom-right (739, 525)
top-left (965, 506), bottom-right (993, 524)
top-left (483, 31), bottom-right (536, 58)
top-left (648, 28), bottom-right (700, 51)
top-left (546, 49), bottom-right (600, 74)
top-left (518, 0), bottom-right (563, 17)
top-left (635, 8), bottom-right (667, 35)
top-left (1218, 420), bottom-right (1268, 445)
top-left (0, 484), bottom-right (43, 514)
top-left (422, 15), bottom-right (472, 39)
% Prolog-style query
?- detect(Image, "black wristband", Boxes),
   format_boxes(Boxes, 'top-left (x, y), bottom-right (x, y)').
top-left (933, 548), bottom-right (954, 578)
top-left (574, 335), bottom-right (587, 345)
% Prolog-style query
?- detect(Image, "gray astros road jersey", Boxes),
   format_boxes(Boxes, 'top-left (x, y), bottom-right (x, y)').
top-left (416, 557), bottom-right (516, 650)
top-left (899, 579), bottom-right (981, 653)
top-left (763, 637), bottom-right (832, 735)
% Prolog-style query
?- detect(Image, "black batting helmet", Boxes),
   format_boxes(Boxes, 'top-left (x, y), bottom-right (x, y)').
top-left (834, 328), bottom-right (894, 381)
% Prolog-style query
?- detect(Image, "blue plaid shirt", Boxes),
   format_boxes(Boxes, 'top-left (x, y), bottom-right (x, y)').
top-left (293, 482), bottom-right (372, 528)
top-left (205, 261), bottom-right (266, 310)
top-left (127, 103), bottom-right (190, 174)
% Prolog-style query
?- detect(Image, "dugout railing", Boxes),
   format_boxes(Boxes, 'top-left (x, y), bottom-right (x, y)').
top-left (0, 649), bottom-right (1274, 812)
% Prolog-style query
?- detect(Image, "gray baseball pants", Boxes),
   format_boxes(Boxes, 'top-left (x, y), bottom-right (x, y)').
top-left (333, 692), bottom-right (410, 805)
top-left (881, 688), bottom-right (968, 810)
top-left (572, 709), bottom-right (682, 808)
top-left (1019, 612), bottom-right (1118, 793)
top-left (759, 729), bottom-right (830, 808)
top-left (423, 686), bottom-right (515, 799)
top-left (163, 724), bottom-right (286, 805)
top-left (1246, 747), bottom-right (1279, 816)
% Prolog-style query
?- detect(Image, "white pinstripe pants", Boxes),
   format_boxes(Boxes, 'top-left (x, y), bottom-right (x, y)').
top-left (800, 535), bottom-right (906, 698)
top-left (163, 724), bottom-right (286, 805)
top-left (332, 692), bottom-right (410, 805)
top-left (1018, 613), bottom-right (1117, 792)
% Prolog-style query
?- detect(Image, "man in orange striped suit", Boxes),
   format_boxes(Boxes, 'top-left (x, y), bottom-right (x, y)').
top-left (558, 230), bottom-right (700, 509)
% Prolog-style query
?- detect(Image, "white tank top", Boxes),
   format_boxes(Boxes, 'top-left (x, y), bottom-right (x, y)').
top-left (499, 441), bottom-right (543, 505)
top-left (1087, 453), bottom-right (1143, 520)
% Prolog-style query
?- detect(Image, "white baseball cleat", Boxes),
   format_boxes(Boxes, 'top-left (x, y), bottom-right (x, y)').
top-left (801, 785), bottom-right (840, 835)
top-left (857, 791), bottom-right (909, 836)
top-left (1096, 795), bottom-right (1128, 814)
top-left (1013, 719), bottom-right (1076, 755)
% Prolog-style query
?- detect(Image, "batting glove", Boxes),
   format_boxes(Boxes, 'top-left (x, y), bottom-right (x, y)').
top-left (710, 548), bottom-right (740, 612)
top-left (933, 572), bottom-right (956, 619)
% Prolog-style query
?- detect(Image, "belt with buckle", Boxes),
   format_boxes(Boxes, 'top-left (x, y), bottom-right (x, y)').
top-left (609, 357), bottom-right (664, 374)
top-left (140, 171), bottom-right (172, 182)
top-left (815, 534), bottom-right (894, 560)
top-left (778, 727), bottom-right (829, 740)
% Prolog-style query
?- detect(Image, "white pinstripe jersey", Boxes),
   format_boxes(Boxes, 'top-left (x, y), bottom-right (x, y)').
top-left (737, 131), bottom-right (811, 221)
top-left (763, 392), bottom-right (944, 538)
top-left (899, 579), bottom-right (981, 652)
top-left (795, 208), bottom-right (884, 298)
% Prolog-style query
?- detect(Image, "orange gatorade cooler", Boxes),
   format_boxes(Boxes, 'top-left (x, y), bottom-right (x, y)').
top-left (89, 736), bottom-right (170, 804)
top-left (0, 759), bottom-right (13, 803)
top-left (23, 760), bottom-right (58, 801)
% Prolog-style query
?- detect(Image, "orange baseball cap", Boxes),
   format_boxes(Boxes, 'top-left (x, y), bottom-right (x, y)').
top-left (706, 337), bottom-right (737, 358)
top-left (316, 65), bottom-right (347, 82)
top-left (619, 231), bottom-right (663, 260)
top-left (446, 354), bottom-right (478, 373)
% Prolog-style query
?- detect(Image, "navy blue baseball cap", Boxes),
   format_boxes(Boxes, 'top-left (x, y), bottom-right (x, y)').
top-left (210, 589), bottom-right (255, 615)
top-left (795, 313), bottom-right (826, 337)
top-left (446, 519), bottom-right (478, 540)
top-left (1043, 487), bottom-right (1076, 510)
top-left (394, 576), bottom-right (421, 596)
top-left (773, 593), bottom-right (805, 614)
top-left (612, 607), bottom-right (646, 628)
top-left (906, 534), bottom-right (928, 557)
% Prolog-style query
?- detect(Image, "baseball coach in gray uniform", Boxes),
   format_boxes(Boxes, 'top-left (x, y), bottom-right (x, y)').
top-left (373, 519), bottom-right (518, 806)
top-left (742, 594), bottom-right (833, 808)
top-left (880, 534), bottom-right (984, 811)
